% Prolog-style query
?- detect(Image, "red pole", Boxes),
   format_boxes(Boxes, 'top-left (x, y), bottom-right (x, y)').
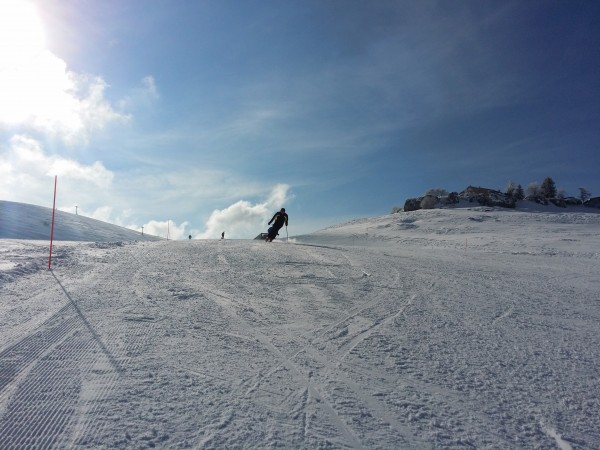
top-left (48, 175), bottom-right (57, 270)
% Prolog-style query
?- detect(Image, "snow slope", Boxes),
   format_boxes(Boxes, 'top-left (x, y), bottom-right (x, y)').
top-left (1, 202), bottom-right (599, 449)
top-left (0, 200), bottom-right (161, 242)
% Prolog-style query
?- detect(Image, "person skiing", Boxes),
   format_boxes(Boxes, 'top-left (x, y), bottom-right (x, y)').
top-left (266, 208), bottom-right (288, 242)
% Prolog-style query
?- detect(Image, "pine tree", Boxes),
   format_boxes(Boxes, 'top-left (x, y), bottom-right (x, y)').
top-left (579, 187), bottom-right (591, 203)
top-left (540, 177), bottom-right (557, 198)
top-left (527, 182), bottom-right (541, 198)
top-left (506, 181), bottom-right (518, 198)
top-left (516, 184), bottom-right (525, 200)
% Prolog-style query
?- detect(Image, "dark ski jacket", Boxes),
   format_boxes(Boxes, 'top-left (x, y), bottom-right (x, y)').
top-left (269, 211), bottom-right (288, 230)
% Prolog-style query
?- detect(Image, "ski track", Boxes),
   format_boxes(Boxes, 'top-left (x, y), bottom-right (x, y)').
top-left (0, 242), bottom-right (157, 449)
top-left (186, 243), bottom-right (504, 448)
top-left (197, 244), bottom-right (367, 447)
top-left (201, 290), bottom-right (366, 449)
top-left (0, 229), bottom-right (599, 448)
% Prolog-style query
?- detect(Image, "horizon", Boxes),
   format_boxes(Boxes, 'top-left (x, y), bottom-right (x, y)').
top-left (1, 1), bottom-right (599, 239)
top-left (3, 194), bottom-right (599, 243)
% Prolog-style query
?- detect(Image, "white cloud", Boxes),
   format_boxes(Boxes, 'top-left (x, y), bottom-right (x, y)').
top-left (1, 135), bottom-right (293, 240)
top-left (142, 76), bottom-right (159, 100)
top-left (49, 158), bottom-right (113, 188)
top-left (266, 183), bottom-right (292, 208)
top-left (0, 1), bottom-right (129, 145)
top-left (0, 135), bottom-right (114, 205)
top-left (118, 76), bottom-right (160, 111)
top-left (88, 205), bottom-right (114, 223)
top-left (142, 219), bottom-right (188, 240)
top-left (196, 184), bottom-right (293, 239)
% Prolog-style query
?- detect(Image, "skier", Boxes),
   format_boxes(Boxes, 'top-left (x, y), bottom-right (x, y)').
top-left (221, 231), bottom-right (225, 239)
top-left (266, 208), bottom-right (288, 242)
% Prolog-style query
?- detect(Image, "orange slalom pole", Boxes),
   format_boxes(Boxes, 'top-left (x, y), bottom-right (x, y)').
top-left (48, 176), bottom-right (57, 270)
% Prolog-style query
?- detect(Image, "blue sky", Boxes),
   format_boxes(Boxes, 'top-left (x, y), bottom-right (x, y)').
top-left (1, 0), bottom-right (599, 239)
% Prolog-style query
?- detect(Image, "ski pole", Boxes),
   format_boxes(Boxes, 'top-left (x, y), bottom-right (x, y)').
top-left (286, 226), bottom-right (288, 243)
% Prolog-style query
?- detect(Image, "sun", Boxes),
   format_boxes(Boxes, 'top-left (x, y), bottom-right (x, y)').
top-left (0, 0), bottom-right (127, 142)
top-left (0, 0), bottom-right (80, 132)
top-left (0, 0), bottom-right (51, 125)
top-left (0, 0), bottom-right (46, 66)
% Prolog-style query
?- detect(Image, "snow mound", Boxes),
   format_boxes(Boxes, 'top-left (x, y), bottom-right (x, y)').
top-left (0, 200), bottom-right (161, 242)
top-left (297, 205), bottom-right (600, 258)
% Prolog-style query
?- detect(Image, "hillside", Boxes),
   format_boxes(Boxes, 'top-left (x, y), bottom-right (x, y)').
top-left (1, 203), bottom-right (599, 448)
top-left (0, 200), bottom-right (161, 242)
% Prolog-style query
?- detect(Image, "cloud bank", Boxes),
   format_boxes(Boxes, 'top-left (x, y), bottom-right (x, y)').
top-left (0, 133), bottom-right (295, 240)
top-left (195, 184), bottom-right (293, 239)
top-left (0, 135), bottom-right (114, 207)
top-left (140, 219), bottom-right (189, 241)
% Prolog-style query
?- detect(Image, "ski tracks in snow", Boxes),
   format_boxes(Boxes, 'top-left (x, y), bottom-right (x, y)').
top-left (1, 238), bottom-right (597, 448)
top-left (200, 242), bottom-right (523, 448)
top-left (0, 243), bottom-right (120, 448)
top-left (0, 242), bottom-right (161, 449)
top-left (198, 242), bottom-right (435, 448)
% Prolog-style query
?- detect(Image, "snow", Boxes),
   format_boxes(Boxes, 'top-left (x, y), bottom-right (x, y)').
top-left (0, 200), bottom-right (161, 242)
top-left (1, 200), bottom-right (600, 448)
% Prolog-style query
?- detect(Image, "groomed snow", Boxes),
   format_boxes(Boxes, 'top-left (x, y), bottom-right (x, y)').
top-left (0, 200), bottom-right (161, 242)
top-left (1, 201), bottom-right (599, 448)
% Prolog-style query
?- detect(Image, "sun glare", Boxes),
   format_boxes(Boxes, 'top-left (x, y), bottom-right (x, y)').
top-left (0, 0), bottom-right (53, 126)
top-left (0, 0), bottom-right (46, 65)
top-left (0, 1), bottom-right (127, 142)
top-left (0, 0), bottom-right (84, 134)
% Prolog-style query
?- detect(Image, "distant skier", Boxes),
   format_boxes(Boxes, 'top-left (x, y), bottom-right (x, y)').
top-left (221, 231), bottom-right (225, 239)
top-left (266, 208), bottom-right (288, 242)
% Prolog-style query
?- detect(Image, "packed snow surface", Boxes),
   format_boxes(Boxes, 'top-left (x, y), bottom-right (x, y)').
top-left (1, 202), bottom-right (599, 449)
